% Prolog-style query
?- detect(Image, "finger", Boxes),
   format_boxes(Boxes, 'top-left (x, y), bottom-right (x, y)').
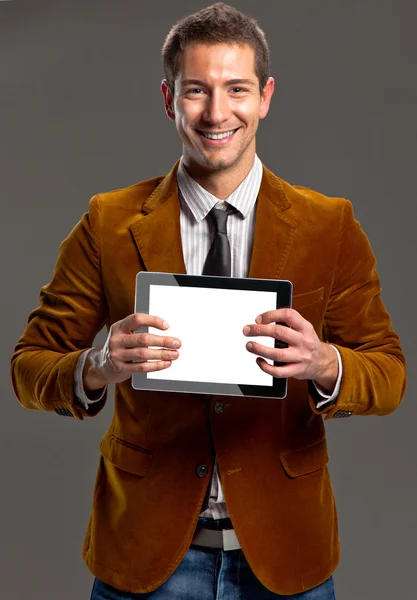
top-left (122, 332), bottom-right (181, 350)
top-left (124, 359), bottom-right (175, 374)
top-left (243, 323), bottom-right (300, 346)
top-left (121, 313), bottom-right (170, 334)
top-left (255, 308), bottom-right (310, 333)
top-left (246, 342), bottom-right (300, 363)
top-left (255, 357), bottom-right (303, 379)
top-left (117, 347), bottom-right (179, 362)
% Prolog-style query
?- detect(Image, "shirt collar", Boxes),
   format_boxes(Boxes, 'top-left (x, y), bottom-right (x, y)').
top-left (177, 154), bottom-right (263, 223)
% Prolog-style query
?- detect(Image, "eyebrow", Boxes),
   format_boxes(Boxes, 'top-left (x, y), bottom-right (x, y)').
top-left (180, 78), bottom-right (257, 88)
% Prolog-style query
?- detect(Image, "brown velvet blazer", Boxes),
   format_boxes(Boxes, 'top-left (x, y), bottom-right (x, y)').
top-left (11, 160), bottom-right (407, 595)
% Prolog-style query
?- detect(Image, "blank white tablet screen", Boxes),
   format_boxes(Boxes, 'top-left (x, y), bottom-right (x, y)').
top-left (147, 285), bottom-right (277, 386)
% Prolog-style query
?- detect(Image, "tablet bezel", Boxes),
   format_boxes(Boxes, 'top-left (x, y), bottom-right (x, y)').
top-left (132, 272), bottom-right (292, 399)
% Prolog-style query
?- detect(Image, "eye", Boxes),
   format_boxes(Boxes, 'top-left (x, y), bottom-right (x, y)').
top-left (231, 87), bottom-right (248, 93)
top-left (186, 88), bottom-right (204, 95)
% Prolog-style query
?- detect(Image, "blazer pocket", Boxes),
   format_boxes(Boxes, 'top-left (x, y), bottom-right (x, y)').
top-left (280, 438), bottom-right (329, 478)
top-left (100, 430), bottom-right (153, 477)
top-left (292, 287), bottom-right (324, 310)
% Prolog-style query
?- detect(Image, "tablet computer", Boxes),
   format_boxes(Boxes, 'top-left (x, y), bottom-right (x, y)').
top-left (132, 272), bottom-right (292, 399)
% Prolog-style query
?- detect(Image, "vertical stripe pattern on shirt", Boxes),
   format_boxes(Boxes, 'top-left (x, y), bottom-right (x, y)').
top-left (176, 155), bottom-right (263, 519)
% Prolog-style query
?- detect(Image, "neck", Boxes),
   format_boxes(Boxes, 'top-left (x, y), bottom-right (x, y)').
top-left (182, 150), bottom-right (256, 200)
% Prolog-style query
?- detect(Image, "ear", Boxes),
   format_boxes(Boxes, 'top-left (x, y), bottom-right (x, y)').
top-left (259, 77), bottom-right (275, 120)
top-left (161, 79), bottom-right (175, 121)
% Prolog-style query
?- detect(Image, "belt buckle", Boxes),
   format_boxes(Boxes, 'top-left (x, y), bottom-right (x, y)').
top-left (222, 529), bottom-right (240, 551)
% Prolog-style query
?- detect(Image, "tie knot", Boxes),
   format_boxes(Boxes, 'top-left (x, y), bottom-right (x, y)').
top-left (209, 202), bottom-right (233, 234)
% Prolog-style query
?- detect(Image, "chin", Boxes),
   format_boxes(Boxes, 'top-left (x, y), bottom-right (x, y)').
top-left (201, 151), bottom-right (240, 170)
top-left (202, 158), bottom-right (233, 171)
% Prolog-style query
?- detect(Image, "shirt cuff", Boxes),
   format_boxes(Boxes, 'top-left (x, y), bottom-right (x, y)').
top-left (74, 349), bottom-right (107, 410)
top-left (313, 345), bottom-right (343, 409)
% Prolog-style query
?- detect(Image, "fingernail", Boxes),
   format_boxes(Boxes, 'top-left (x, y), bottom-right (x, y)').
top-left (243, 326), bottom-right (250, 335)
top-left (163, 320), bottom-right (170, 328)
top-left (247, 342), bottom-right (253, 350)
top-left (172, 340), bottom-right (180, 348)
top-left (255, 315), bottom-right (262, 324)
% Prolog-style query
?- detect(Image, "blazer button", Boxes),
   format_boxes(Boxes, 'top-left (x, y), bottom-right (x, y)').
top-left (214, 401), bottom-right (225, 414)
top-left (196, 464), bottom-right (209, 478)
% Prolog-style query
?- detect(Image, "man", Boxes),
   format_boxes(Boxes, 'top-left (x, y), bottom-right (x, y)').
top-left (11, 3), bottom-right (406, 599)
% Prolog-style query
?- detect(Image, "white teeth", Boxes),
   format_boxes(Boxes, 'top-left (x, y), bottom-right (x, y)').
top-left (201, 130), bottom-right (236, 140)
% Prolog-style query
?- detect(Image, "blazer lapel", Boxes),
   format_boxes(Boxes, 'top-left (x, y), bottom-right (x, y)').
top-left (129, 160), bottom-right (187, 274)
top-left (130, 160), bottom-right (297, 280)
top-left (248, 165), bottom-right (297, 280)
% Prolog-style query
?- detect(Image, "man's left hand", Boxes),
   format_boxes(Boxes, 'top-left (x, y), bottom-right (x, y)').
top-left (243, 308), bottom-right (338, 393)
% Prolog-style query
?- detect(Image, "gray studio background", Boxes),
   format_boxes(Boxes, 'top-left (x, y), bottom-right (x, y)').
top-left (1, 0), bottom-right (416, 598)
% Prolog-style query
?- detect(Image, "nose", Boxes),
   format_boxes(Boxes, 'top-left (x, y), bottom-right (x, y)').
top-left (202, 90), bottom-right (230, 125)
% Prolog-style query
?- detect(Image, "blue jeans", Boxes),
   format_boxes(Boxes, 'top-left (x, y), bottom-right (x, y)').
top-left (90, 546), bottom-right (336, 599)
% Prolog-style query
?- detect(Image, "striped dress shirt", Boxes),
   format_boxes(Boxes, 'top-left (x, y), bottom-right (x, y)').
top-left (177, 154), bottom-right (262, 519)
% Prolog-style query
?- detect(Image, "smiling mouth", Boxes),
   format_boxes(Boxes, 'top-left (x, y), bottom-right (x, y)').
top-left (196, 128), bottom-right (239, 140)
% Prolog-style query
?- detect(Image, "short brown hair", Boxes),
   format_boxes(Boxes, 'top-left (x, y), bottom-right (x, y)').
top-left (161, 2), bottom-right (271, 95)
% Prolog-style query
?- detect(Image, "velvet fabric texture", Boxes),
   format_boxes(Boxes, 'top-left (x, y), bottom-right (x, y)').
top-left (11, 161), bottom-right (406, 595)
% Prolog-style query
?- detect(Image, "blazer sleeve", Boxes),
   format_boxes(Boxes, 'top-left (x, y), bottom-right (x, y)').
top-left (309, 199), bottom-right (407, 419)
top-left (10, 195), bottom-right (108, 420)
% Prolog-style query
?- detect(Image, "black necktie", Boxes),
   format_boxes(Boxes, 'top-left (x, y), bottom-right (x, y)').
top-left (202, 202), bottom-right (233, 276)
top-left (200, 202), bottom-right (233, 514)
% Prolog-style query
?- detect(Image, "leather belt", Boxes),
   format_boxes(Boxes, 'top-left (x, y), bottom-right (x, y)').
top-left (191, 517), bottom-right (241, 551)
top-left (197, 517), bottom-right (233, 530)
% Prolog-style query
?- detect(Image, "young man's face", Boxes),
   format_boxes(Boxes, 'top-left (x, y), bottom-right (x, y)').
top-left (162, 42), bottom-right (274, 175)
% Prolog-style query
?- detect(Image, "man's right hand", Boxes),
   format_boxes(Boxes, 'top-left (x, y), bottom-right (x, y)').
top-left (83, 313), bottom-right (181, 392)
